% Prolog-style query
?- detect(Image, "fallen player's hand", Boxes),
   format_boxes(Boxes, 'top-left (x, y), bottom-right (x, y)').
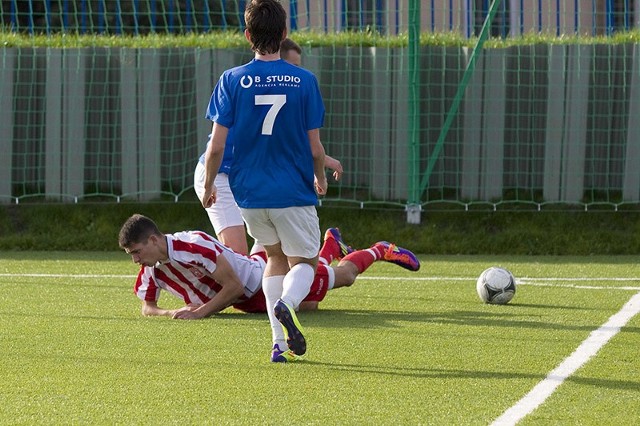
top-left (172, 306), bottom-right (203, 320)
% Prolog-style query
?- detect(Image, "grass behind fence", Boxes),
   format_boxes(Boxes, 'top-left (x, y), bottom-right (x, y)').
top-left (2, 29), bottom-right (640, 48)
top-left (1, 252), bottom-right (639, 424)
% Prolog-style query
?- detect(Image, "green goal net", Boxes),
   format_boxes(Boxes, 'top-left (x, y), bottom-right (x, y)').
top-left (2, 0), bottom-right (640, 217)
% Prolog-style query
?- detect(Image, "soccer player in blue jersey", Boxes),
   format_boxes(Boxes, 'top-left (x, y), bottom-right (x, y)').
top-left (194, 37), bottom-right (342, 256)
top-left (201, 0), bottom-right (328, 362)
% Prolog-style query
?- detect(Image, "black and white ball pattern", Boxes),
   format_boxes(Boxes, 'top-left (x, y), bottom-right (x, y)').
top-left (476, 267), bottom-right (516, 305)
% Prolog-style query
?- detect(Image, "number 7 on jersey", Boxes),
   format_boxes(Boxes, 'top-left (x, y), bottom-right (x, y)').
top-left (255, 94), bottom-right (286, 135)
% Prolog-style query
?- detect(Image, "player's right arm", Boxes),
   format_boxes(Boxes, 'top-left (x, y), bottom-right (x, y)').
top-left (309, 128), bottom-right (327, 195)
top-left (202, 122), bottom-right (229, 208)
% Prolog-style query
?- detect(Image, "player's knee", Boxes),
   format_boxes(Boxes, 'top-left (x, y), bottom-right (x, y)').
top-left (340, 270), bottom-right (358, 286)
top-left (346, 272), bottom-right (358, 286)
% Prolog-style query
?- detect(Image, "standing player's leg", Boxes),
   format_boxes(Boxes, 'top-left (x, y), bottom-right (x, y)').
top-left (270, 206), bottom-right (321, 357)
top-left (241, 208), bottom-right (308, 362)
top-left (261, 243), bottom-right (293, 362)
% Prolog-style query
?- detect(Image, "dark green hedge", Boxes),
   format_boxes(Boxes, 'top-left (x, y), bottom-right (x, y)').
top-left (2, 202), bottom-right (639, 255)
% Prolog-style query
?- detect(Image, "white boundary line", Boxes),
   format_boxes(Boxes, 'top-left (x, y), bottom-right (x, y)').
top-left (491, 291), bottom-right (640, 426)
top-left (0, 273), bottom-right (136, 278)
top-left (358, 276), bottom-right (640, 282)
top-left (357, 276), bottom-right (640, 291)
top-left (2, 273), bottom-right (640, 291)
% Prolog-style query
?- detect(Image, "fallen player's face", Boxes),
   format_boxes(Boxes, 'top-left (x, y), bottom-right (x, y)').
top-left (124, 238), bottom-right (156, 266)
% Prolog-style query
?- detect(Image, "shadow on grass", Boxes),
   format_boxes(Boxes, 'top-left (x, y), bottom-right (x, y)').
top-left (301, 361), bottom-right (640, 391)
top-left (299, 308), bottom-right (640, 334)
top-left (9, 303), bottom-right (639, 336)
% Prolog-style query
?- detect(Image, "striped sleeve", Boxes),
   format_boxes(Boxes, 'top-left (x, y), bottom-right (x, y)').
top-left (133, 267), bottom-right (160, 302)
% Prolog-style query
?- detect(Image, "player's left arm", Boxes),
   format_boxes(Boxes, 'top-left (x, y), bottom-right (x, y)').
top-left (172, 253), bottom-right (245, 320)
top-left (309, 128), bottom-right (327, 195)
top-left (324, 154), bottom-right (342, 181)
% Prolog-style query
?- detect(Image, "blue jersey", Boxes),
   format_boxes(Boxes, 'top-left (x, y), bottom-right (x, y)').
top-left (205, 58), bottom-right (325, 208)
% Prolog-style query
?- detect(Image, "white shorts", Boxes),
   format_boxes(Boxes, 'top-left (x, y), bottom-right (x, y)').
top-left (193, 162), bottom-right (244, 235)
top-left (240, 206), bottom-right (321, 259)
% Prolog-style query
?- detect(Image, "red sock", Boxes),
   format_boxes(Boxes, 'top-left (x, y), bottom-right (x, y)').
top-left (370, 243), bottom-right (385, 260)
top-left (319, 239), bottom-right (340, 265)
top-left (341, 248), bottom-right (378, 273)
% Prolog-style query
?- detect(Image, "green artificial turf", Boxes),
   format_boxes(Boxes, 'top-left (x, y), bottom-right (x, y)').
top-left (1, 252), bottom-right (639, 424)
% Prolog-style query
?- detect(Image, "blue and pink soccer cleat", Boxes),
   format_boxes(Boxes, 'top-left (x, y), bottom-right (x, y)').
top-left (377, 241), bottom-right (421, 271)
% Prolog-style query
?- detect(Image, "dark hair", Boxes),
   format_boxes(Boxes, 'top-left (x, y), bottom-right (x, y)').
top-left (118, 214), bottom-right (162, 248)
top-left (280, 38), bottom-right (301, 56)
top-left (244, 0), bottom-right (287, 55)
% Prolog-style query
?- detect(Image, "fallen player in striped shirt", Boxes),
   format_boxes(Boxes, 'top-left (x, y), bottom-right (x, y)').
top-left (118, 213), bottom-right (420, 361)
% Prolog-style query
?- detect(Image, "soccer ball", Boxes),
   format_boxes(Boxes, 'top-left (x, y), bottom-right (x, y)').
top-left (476, 267), bottom-right (516, 305)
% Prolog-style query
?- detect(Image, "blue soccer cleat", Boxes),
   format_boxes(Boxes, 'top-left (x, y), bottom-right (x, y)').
top-left (273, 299), bottom-right (307, 356)
top-left (377, 241), bottom-right (421, 272)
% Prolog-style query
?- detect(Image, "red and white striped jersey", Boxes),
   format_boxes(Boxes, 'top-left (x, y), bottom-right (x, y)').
top-left (133, 231), bottom-right (265, 305)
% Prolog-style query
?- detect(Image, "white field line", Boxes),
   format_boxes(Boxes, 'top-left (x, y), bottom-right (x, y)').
top-left (357, 276), bottom-right (640, 291)
top-left (491, 290), bottom-right (640, 426)
top-left (0, 273), bottom-right (136, 278)
top-left (2, 273), bottom-right (640, 291)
